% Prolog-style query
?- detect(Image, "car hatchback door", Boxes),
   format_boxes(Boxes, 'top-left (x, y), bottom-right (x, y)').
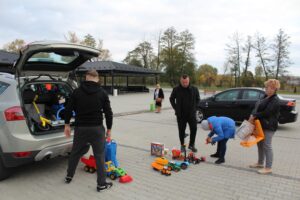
top-left (14, 41), bottom-right (100, 79)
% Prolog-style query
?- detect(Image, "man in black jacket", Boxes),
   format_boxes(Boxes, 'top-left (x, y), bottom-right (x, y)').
top-left (170, 75), bottom-right (200, 152)
top-left (64, 69), bottom-right (113, 192)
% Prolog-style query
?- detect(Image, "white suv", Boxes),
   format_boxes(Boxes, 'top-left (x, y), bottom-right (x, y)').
top-left (0, 41), bottom-right (99, 180)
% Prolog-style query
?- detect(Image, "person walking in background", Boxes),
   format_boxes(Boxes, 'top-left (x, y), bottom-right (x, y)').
top-left (248, 79), bottom-right (281, 174)
top-left (64, 69), bottom-right (113, 192)
top-left (201, 116), bottom-right (235, 164)
top-left (154, 84), bottom-right (164, 113)
top-left (170, 74), bottom-right (200, 152)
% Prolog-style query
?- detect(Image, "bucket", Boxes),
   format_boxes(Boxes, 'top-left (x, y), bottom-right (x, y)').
top-left (150, 102), bottom-right (155, 111)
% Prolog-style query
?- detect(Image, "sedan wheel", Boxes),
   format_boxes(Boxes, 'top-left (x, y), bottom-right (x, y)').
top-left (196, 109), bottom-right (204, 123)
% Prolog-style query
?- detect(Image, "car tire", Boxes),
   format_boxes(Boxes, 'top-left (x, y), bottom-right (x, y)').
top-left (196, 109), bottom-right (204, 123)
top-left (0, 158), bottom-right (11, 181)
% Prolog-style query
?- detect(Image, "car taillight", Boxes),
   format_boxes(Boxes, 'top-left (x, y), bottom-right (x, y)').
top-left (4, 106), bottom-right (25, 121)
top-left (12, 152), bottom-right (32, 158)
top-left (287, 101), bottom-right (296, 107)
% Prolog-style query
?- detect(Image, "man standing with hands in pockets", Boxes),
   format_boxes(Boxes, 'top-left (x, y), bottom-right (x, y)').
top-left (170, 74), bottom-right (200, 153)
top-left (64, 69), bottom-right (113, 192)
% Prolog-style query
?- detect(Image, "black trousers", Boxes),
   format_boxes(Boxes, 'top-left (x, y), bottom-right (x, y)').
top-left (215, 138), bottom-right (229, 160)
top-left (177, 116), bottom-right (197, 146)
top-left (67, 125), bottom-right (106, 185)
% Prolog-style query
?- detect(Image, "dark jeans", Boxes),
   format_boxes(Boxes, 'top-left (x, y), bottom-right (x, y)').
top-left (177, 116), bottom-right (197, 146)
top-left (67, 125), bottom-right (106, 185)
top-left (215, 138), bottom-right (229, 160)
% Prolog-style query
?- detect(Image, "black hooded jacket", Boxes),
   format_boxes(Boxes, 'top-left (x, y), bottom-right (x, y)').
top-left (169, 84), bottom-right (200, 118)
top-left (65, 81), bottom-right (113, 128)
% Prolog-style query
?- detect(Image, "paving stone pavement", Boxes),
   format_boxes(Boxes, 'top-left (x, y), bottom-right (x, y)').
top-left (0, 92), bottom-right (299, 200)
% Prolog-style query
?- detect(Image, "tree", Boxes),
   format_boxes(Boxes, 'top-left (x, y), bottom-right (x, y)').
top-left (226, 32), bottom-right (242, 87)
top-left (3, 39), bottom-right (26, 53)
top-left (160, 27), bottom-right (196, 86)
top-left (177, 30), bottom-right (195, 73)
top-left (253, 33), bottom-right (271, 80)
top-left (64, 31), bottom-right (80, 43)
top-left (197, 64), bottom-right (218, 87)
top-left (271, 29), bottom-right (291, 79)
top-left (242, 36), bottom-right (252, 78)
top-left (81, 34), bottom-right (96, 48)
top-left (123, 41), bottom-right (155, 69)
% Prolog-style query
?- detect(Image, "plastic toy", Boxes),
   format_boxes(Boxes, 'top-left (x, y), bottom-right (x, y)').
top-left (172, 145), bottom-right (188, 161)
top-left (174, 160), bottom-right (189, 170)
top-left (151, 157), bottom-right (172, 176)
top-left (167, 161), bottom-right (181, 172)
top-left (81, 155), bottom-right (133, 183)
top-left (105, 161), bottom-right (126, 180)
top-left (187, 152), bottom-right (206, 164)
top-left (32, 95), bottom-right (52, 130)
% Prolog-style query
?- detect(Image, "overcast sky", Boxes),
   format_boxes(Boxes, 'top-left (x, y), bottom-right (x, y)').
top-left (1, 0), bottom-right (300, 76)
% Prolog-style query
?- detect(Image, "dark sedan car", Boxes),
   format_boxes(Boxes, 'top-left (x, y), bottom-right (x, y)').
top-left (196, 87), bottom-right (298, 124)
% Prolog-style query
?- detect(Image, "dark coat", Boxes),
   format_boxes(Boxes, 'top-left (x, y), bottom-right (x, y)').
top-left (65, 81), bottom-right (113, 128)
top-left (251, 94), bottom-right (280, 131)
top-left (153, 88), bottom-right (164, 100)
top-left (169, 84), bottom-right (200, 118)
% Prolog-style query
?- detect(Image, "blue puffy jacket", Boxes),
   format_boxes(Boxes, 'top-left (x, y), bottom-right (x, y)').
top-left (207, 116), bottom-right (236, 142)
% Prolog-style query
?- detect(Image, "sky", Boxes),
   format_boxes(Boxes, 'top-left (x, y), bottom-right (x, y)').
top-left (1, 0), bottom-right (300, 76)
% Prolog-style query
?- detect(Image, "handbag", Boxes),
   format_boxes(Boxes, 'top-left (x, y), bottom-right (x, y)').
top-left (236, 120), bottom-right (255, 140)
top-left (156, 98), bottom-right (162, 103)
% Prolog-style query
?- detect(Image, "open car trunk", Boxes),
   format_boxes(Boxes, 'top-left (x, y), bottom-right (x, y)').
top-left (21, 81), bottom-right (75, 135)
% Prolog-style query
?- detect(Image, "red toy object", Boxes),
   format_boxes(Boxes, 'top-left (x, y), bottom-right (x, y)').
top-left (119, 175), bottom-right (133, 183)
top-left (81, 155), bottom-right (97, 173)
top-left (81, 155), bottom-right (133, 183)
top-left (187, 152), bottom-right (206, 164)
top-left (172, 148), bottom-right (185, 160)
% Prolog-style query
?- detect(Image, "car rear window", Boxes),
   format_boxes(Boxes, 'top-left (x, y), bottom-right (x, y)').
top-left (242, 90), bottom-right (264, 100)
top-left (28, 51), bottom-right (79, 64)
top-left (0, 81), bottom-right (9, 95)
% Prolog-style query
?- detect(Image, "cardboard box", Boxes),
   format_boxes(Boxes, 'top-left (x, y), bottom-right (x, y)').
top-left (151, 142), bottom-right (164, 157)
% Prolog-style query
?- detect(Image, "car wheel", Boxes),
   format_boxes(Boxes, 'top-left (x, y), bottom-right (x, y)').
top-left (196, 109), bottom-right (204, 123)
top-left (0, 158), bottom-right (11, 181)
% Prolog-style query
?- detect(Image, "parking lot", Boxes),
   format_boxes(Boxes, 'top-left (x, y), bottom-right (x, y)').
top-left (0, 90), bottom-right (300, 200)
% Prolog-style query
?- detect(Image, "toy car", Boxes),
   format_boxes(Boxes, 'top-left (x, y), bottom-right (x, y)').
top-left (174, 161), bottom-right (190, 170)
top-left (167, 161), bottom-right (181, 172)
top-left (187, 152), bottom-right (206, 164)
top-left (105, 161), bottom-right (126, 180)
top-left (161, 166), bottom-right (171, 176)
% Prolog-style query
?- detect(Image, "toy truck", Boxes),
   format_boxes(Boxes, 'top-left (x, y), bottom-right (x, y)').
top-left (151, 157), bottom-right (171, 176)
top-left (105, 161), bottom-right (126, 180)
top-left (187, 152), bottom-right (206, 164)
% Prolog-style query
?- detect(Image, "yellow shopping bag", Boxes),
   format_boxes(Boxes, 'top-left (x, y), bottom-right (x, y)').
top-left (240, 119), bottom-right (264, 147)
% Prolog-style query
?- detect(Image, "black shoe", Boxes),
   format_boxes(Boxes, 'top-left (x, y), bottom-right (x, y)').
top-left (210, 153), bottom-right (220, 158)
top-left (188, 145), bottom-right (198, 153)
top-left (64, 176), bottom-right (73, 184)
top-left (97, 182), bottom-right (113, 192)
top-left (215, 158), bottom-right (225, 164)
